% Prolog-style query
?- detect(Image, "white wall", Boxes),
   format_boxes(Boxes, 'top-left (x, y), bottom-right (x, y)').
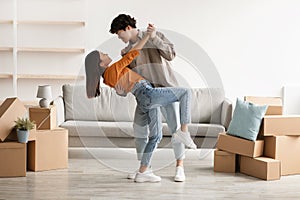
top-left (86, 0), bottom-right (300, 103)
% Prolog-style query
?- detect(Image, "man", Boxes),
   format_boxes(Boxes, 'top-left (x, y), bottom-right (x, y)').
top-left (110, 14), bottom-right (188, 182)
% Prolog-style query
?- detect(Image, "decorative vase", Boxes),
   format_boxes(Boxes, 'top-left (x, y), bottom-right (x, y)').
top-left (17, 129), bottom-right (29, 143)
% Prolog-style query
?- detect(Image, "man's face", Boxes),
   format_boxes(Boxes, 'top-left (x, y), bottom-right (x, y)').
top-left (116, 26), bottom-right (132, 43)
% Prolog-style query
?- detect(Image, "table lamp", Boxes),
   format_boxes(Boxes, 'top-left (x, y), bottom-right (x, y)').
top-left (36, 85), bottom-right (52, 108)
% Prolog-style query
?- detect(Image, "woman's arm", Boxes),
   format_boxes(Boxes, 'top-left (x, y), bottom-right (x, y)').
top-left (131, 34), bottom-right (150, 51)
top-left (131, 24), bottom-right (153, 51)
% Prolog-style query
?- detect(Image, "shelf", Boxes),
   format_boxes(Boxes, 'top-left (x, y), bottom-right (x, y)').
top-left (17, 20), bottom-right (85, 26)
top-left (17, 74), bottom-right (84, 80)
top-left (0, 1), bottom-right (86, 101)
top-left (0, 74), bottom-right (13, 79)
top-left (0, 20), bottom-right (13, 24)
top-left (0, 47), bottom-right (13, 52)
top-left (17, 47), bottom-right (85, 53)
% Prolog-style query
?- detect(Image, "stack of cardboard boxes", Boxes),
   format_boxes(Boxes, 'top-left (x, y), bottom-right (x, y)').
top-left (0, 97), bottom-right (68, 177)
top-left (0, 98), bottom-right (27, 177)
top-left (214, 96), bottom-right (300, 180)
top-left (27, 105), bottom-right (68, 172)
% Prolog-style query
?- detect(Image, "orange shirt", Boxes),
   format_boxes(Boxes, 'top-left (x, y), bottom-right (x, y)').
top-left (103, 50), bottom-right (144, 94)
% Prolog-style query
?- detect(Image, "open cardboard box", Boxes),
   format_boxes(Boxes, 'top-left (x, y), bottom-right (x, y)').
top-left (0, 98), bottom-right (27, 141)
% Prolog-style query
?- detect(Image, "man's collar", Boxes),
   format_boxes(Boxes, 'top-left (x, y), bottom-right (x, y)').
top-left (129, 29), bottom-right (144, 45)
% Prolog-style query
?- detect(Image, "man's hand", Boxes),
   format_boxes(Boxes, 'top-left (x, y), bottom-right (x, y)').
top-left (147, 23), bottom-right (156, 39)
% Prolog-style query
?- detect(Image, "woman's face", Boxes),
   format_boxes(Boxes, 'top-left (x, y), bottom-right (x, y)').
top-left (99, 52), bottom-right (112, 68)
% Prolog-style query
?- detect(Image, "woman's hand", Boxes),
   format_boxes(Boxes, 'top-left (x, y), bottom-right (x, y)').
top-left (147, 23), bottom-right (156, 39)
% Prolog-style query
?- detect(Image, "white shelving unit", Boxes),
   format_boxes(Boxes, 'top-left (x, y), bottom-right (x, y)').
top-left (0, 1), bottom-right (14, 97)
top-left (0, 0), bottom-right (86, 101)
top-left (17, 74), bottom-right (84, 80)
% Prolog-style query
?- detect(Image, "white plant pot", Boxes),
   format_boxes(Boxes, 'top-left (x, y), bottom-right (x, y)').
top-left (17, 129), bottom-right (29, 143)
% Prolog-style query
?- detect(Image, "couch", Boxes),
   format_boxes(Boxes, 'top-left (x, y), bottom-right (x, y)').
top-left (53, 84), bottom-right (232, 148)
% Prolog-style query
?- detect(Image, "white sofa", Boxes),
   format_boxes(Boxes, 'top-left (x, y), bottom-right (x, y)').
top-left (53, 84), bottom-right (232, 148)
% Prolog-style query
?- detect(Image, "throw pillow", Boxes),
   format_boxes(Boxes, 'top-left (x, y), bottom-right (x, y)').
top-left (227, 98), bottom-right (268, 141)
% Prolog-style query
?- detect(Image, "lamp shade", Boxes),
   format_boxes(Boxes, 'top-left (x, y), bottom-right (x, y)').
top-left (36, 85), bottom-right (52, 99)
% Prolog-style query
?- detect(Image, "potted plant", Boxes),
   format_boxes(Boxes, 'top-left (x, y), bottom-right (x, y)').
top-left (14, 117), bottom-right (35, 143)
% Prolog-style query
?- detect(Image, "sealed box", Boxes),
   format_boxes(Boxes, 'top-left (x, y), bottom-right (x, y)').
top-left (29, 105), bottom-right (57, 130)
top-left (0, 142), bottom-right (26, 177)
top-left (214, 149), bottom-right (236, 173)
top-left (216, 132), bottom-right (264, 158)
top-left (260, 115), bottom-right (300, 136)
top-left (240, 156), bottom-right (280, 180)
top-left (244, 96), bottom-right (282, 115)
top-left (264, 135), bottom-right (300, 175)
top-left (0, 98), bottom-right (27, 141)
top-left (27, 128), bottom-right (68, 171)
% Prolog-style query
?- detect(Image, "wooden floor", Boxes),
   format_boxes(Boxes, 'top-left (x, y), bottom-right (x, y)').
top-left (1, 148), bottom-right (300, 200)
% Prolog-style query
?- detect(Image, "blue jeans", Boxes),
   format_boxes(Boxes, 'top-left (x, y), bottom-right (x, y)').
top-left (132, 80), bottom-right (192, 167)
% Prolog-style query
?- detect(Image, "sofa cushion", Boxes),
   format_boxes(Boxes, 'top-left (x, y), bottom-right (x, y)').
top-left (191, 88), bottom-right (224, 124)
top-left (61, 120), bottom-right (225, 138)
top-left (63, 84), bottom-right (225, 124)
top-left (63, 85), bottom-right (136, 122)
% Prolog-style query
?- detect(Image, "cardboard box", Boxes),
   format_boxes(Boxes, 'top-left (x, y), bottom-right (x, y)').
top-left (0, 142), bottom-right (26, 177)
top-left (240, 156), bottom-right (280, 180)
top-left (260, 115), bottom-right (300, 136)
top-left (244, 96), bottom-right (283, 115)
top-left (0, 98), bottom-right (27, 141)
top-left (216, 133), bottom-right (264, 158)
top-left (214, 149), bottom-right (236, 173)
top-left (264, 135), bottom-right (300, 175)
top-left (29, 105), bottom-right (57, 130)
top-left (27, 128), bottom-right (68, 171)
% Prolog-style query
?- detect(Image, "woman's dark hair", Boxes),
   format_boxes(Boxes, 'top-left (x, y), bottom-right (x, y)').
top-left (110, 14), bottom-right (137, 34)
top-left (85, 50), bottom-right (105, 98)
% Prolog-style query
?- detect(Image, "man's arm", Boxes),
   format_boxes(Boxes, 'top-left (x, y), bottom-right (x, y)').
top-left (150, 31), bottom-right (176, 61)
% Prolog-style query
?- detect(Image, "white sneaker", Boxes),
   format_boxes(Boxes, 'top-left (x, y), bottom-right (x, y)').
top-left (174, 166), bottom-right (186, 182)
top-left (128, 167), bottom-right (153, 179)
top-left (174, 129), bottom-right (197, 149)
top-left (127, 169), bottom-right (138, 179)
top-left (134, 170), bottom-right (161, 183)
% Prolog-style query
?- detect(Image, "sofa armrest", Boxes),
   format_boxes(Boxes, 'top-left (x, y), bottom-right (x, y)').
top-left (221, 98), bottom-right (232, 130)
top-left (51, 96), bottom-right (65, 126)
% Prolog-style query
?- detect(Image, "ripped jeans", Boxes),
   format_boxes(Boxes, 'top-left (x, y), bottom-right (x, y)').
top-left (131, 80), bottom-right (191, 167)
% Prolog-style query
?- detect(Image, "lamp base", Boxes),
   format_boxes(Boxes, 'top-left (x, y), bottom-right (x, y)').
top-left (39, 98), bottom-right (50, 108)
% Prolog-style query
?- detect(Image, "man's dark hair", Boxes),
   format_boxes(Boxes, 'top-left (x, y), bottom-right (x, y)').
top-left (110, 14), bottom-right (137, 34)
